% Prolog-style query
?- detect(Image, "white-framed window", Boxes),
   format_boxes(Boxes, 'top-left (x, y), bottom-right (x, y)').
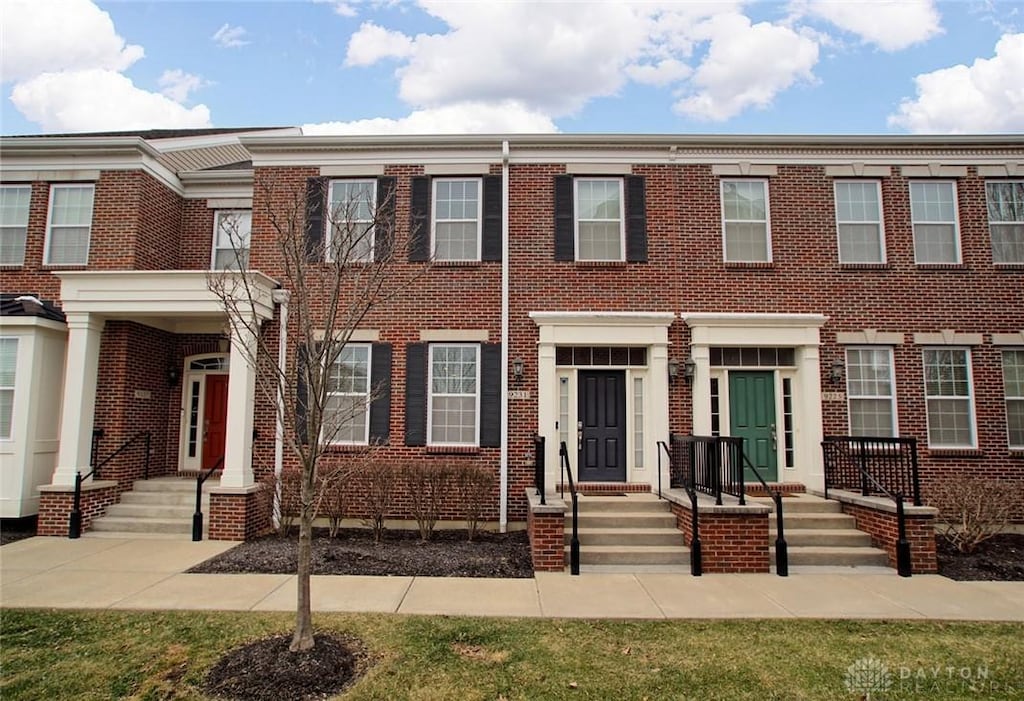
top-left (45, 184), bottom-right (94, 265)
top-left (721, 179), bottom-right (771, 262)
top-left (432, 178), bottom-right (481, 261)
top-left (1003, 349), bottom-right (1024, 449)
top-left (328, 179), bottom-right (376, 262)
top-left (910, 181), bottom-right (960, 264)
top-left (633, 376), bottom-right (644, 468)
top-left (211, 210), bottom-right (252, 270)
top-left (0, 185), bottom-right (31, 266)
top-left (986, 181), bottom-right (1024, 264)
top-left (845, 347), bottom-right (897, 437)
top-left (323, 344), bottom-right (371, 444)
top-left (0, 337), bottom-right (16, 440)
top-left (428, 343), bottom-right (479, 446)
top-left (574, 178), bottom-right (625, 261)
top-left (923, 348), bottom-right (976, 448)
top-left (834, 180), bottom-right (885, 263)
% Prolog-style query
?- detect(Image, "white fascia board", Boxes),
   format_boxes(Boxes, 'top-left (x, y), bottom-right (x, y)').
top-left (529, 311), bottom-right (676, 327)
top-left (180, 170), bottom-right (254, 200)
top-left (0, 315), bottom-right (67, 333)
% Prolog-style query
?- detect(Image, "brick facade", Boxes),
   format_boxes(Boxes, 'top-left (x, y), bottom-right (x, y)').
top-left (208, 487), bottom-right (273, 541)
top-left (525, 491), bottom-right (567, 571)
top-left (841, 501), bottom-right (939, 574)
top-left (670, 500), bottom-right (771, 573)
top-left (36, 482), bottom-right (120, 536)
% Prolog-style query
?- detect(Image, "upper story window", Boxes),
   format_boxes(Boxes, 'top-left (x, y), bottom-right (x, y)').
top-left (0, 185), bottom-right (30, 266)
top-left (428, 343), bottom-right (479, 446)
top-left (323, 344), bottom-right (371, 445)
top-left (834, 181), bottom-right (885, 264)
top-left (432, 178), bottom-right (481, 261)
top-left (986, 181), bottom-right (1024, 265)
top-left (212, 210), bottom-right (251, 270)
top-left (1003, 349), bottom-right (1024, 449)
top-left (575, 178), bottom-right (624, 261)
top-left (721, 179), bottom-right (770, 262)
top-left (0, 337), bottom-right (16, 440)
top-left (909, 181), bottom-right (960, 264)
top-left (922, 347), bottom-right (976, 448)
top-left (45, 184), bottom-right (94, 266)
top-left (845, 347), bottom-right (896, 437)
top-left (329, 179), bottom-right (376, 262)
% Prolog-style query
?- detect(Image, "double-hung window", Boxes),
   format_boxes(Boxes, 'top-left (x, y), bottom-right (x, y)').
top-left (328, 180), bottom-right (376, 262)
top-left (323, 344), bottom-right (371, 444)
top-left (0, 185), bottom-right (30, 266)
top-left (575, 178), bottom-right (624, 261)
top-left (433, 178), bottom-right (481, 261)
top-left (922, 348), bottom-right (976, 448)
top-left (845, 347), bottom-right (897, 436)
top-left (211, 210), bottom-right (251, 270)
top-left (834, 181), bottom-right (885, 263)
top-left (0, 338), bottom-right (16, 440)
top-left (721, 180), bottom-right (770, 262)
top-left (428, 344), bottom-right (479, 446)
top-left (45, 184), bottom-right (94, 265)
top-left (1003, 350), bottom-right (1024, 449)
top-left (986, 181), bottom-right (1024, 264)
top-left (910, 181), bottom-right (960, 264)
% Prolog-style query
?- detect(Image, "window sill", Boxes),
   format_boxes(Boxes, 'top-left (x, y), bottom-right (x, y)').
top-left (915, 263), bottom-right (967, 271)
top-left (926, 448), bottom-right (985, 458)
top-left (724, 261), bottom-right (774, 269)
top-left (838, 263), bottom-right (891, 270)
top-left (433, 260), bottom-right (484, 267)
top-left (574, 260), bottom-right (628, 268)
top-left (0, 264), bottom-right (25, 270)
top-left (426, 445), bottom-right (480, 455)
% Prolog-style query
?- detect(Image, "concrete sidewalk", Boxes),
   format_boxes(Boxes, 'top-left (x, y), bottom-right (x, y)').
top-left (2, 536), bottom-right (1023, 621)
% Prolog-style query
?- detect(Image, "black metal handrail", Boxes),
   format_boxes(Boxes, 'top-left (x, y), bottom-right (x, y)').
top-left (822, 438), bottom-right (914, 577)
top-left (671, 435), bottom-right (746, 506)
top-left (822, 436), bottom-right (921, 506)
top-left (192, 456), bottom-right (224, 541)
top-left (533, 434), bottom-right (546, 506)
top-left (736, 450), bottom-right (788, 577)
top-left (559, 440), bottom-right (580, 576)
top-left (659, 439), bottom-right (702, 576)
top-left (69, 431), bottom-right (151, 539)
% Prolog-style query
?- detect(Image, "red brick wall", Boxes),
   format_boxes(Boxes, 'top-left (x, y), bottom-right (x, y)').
top-left (37, 484), bottom-right (120, 536)
top-left (134, 172), bottom-right (183, 270)
top-left (670, 502), bottom-right (770, 573)
top-left (841, 501), bottom-right (938, 574)
top-left (526, 499), bottom-right (566, 571)
top-left (181, 200), bottom-right (215, 270)
top-left (208, 488), bottom-right (273, 541)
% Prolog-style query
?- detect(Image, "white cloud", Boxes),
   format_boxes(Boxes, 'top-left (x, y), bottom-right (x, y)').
top-left (302, 101), bottom-right (557, 134)
top-left (345, 22), bottom-right (416, 66)
top-left (797, 0), bottom-right (942, 51)
top-left (158, 69), bottom-right (210, 103)
top-left (11, 69), bottom-right (212, 132)
top-left (888, 33), bottom-right (1024, 133)
top-left (212, 23), bottom-right (249, 49)
top-left (674, 14), bottom-right (819, 121)
top-left (0, 0), bottom-right (144, 82)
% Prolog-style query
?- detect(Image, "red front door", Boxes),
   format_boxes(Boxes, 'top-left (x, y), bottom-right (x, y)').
top-left (202, 374), bottom-right (229, 470)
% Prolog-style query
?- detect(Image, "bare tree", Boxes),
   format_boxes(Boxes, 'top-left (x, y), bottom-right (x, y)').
top-left (209, 172), bottom-right (422, 651)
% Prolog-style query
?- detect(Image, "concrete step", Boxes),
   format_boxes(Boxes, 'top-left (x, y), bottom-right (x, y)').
top-left (104, 503), bottom-right (195, 519)
top-left (131, 477), bottom-right (220, 493)
top-left (119, 492), bottom-right (204, 507)
top-left (570, 527), bottom-right (685, 547)
top-left (90, 516), bottom-right (192, 534)
top-left (575, 495), bottom-right (668, 513)
top-left (749, 495), bottom-right (843, 514)
top-left (777, 545), bottom-right (889, 567)
top-left (571, 513), bottom-right (678, 529)
top-left (572, 544), bottom-right (690, 566)
top-left (781, 512), bottom-right (858, 530)
top-left (771, 528), bottom-right (873, 547)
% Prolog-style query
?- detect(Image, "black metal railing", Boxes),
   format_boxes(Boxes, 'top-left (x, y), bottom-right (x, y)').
top-left (533, 434), bottom-right (546, 505)
top-left (69, 431), bottom-right (151, 539)
top-left (737, 450), bottom-right (788, 577)
top-left (822, 436), bottom-right (921, 507)
top-left (192, 456), bottom-right (224, 541)
top-left (660, 439), bottom-right (702, 576)
top-left (559, 440), bottom-right (580, 576)
top-left (671, 435), bottom-right (746, 506)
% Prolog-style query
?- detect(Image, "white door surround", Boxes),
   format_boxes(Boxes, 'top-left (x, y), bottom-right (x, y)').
top-left (178, 354), bottom-right (230, 472)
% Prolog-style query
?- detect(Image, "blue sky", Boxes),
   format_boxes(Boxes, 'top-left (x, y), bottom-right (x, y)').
top-left (2, 0), bottom-right (1023, 136)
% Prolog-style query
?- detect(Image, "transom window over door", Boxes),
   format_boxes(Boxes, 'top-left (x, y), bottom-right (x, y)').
top-left (910, 181), bottom-right (960, 264)
top-left (45, 184), bottom-right (94, 265)
top-left (429, 344), bottom-right (479, 446)
top-left (986, 181), bottom-right (1024, 264)
top-left (575, 178), bottom-right (624, 261)
top-left (834, 181), bottom-right (885, 263)
top-left (0, 185), bottom-right (30, 266)
top-left (324, 344), bottom-right (371, 444)
top-left (212, 210), bottom-right (251, 270)
top-left (721, 180), bottom-right (770, 262)
top-left (433, 178), bottom-right (481, 261)
top-left (922, 348), bottom-right (976, 448)
top-left (845, 347), bottom-right (896, 436)
top-left (329, 179), bottom-right (376, 262)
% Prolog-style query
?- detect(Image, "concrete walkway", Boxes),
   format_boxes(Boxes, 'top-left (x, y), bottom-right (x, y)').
top-left (2, 536), bottom-right (1023, 621)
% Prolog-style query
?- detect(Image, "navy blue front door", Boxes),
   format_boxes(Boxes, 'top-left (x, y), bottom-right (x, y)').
top-left (578, 370), bottom-right (626, 482)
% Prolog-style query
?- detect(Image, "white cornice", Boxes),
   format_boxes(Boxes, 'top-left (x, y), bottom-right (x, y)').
top-left (681, 312), bottom-right (829, 328)
top-left (530, 311), bottom-right (676, 327)
top-left (179, 169), bottom-right (254, 199)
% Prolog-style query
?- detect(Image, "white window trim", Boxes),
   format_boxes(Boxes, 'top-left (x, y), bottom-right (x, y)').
top-left (327, 179), bottom-right (377, 263)
top-left (986, 180), bottom-right (1024, 266)
top-left (0, 184), bottom-right (31, 267)
top-left (210, 209), bottom-right (252, 270)
top-left (1003, 348), bottom-right (1024, 450)
top-left (834, 180), bottom-right (887, 264)
top-left (909, 180), bottom-right (962, 265)
top-left (922, 347), bottom-right (977, 449)
top-left (573, 177), bottom-right (626, 262)
top-left (427, 342), bottom-right (480, 447)
top-left (323, 343), bottom-right (372, 446)
top-left (44, 183), bottom-right (95, 266)
top-left (845, 346), bottom-right (898, 437)
top-left (0, 336), bottom-right (16, 441)
top-left (431, 177), bottom-right (482, 262)
top-left (720, 178), bottom-right (772, 263)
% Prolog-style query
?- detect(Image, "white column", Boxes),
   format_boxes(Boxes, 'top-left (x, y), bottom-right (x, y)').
top-left (690, 344), bottom-right (712, 435)
top-left (797, 345), bottom-right (825, 489)
top-left (52, 312), bottom-right (104, 486)
top-left (648, 342), bottom-right (671, 489)
top-left (536, 341), bottom-right (558, 488)
top-left (221, 317), bottom-right (257, 489)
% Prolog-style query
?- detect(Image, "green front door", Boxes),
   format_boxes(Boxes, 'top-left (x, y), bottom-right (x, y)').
top-left (729, 371), bottom-right (778, 482)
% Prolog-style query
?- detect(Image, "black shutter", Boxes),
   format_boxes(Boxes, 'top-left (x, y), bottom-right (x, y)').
top-left (409, 176), bottom-right (431, 262)
top-left (554, 174), bottom-right (574, 261)
top-left (481, 175), bottom-right (502, 261)
top-left (375, 177), bottom-right (397, 260)
top-left (295, 344), bottom-right (310, 445)
top-left (368, 342), bottom-right (392, 444)
top-left (625, 175), bottom-right (648, 263)
top-left (305, 177), bottom-right (327, 262)
top-left (404, 343), bottom-right (427, 446)
top-left (479, 343), bottom-right (501, 448)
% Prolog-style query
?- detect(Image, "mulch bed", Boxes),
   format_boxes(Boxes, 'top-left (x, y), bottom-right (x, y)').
top-left (936, 533), bottom-right (1024, 581)
top-left (0, 517), bottom-right (38, 546)
top-left (189, 527), bottom-right (534, 578)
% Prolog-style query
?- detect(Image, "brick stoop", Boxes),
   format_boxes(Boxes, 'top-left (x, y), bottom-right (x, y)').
top-left (566, 493), bottom-right (689, 566)
top-left (89, 477), bottom-right (217, 537)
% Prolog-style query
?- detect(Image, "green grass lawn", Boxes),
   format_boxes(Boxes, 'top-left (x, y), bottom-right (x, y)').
top-left (2, 610), bottom-right (1022, 700)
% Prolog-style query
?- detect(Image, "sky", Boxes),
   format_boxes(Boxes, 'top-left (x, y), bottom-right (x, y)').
top-left (1, 0), bottom-right (1023, 136)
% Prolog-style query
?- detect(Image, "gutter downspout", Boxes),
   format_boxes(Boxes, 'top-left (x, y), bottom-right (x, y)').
top-left (499, 139), bottom-right (510, 532)
top-left (271, 288), bottom-right (291, 531)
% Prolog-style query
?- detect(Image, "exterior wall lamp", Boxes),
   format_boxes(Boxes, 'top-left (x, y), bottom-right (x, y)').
top-left (829, 360), bottom-right (844, 384)
top-left (167, 364), bottom-right (180, 387)
top-left (512, 358), bottom-right (525, 382)
top-left (667, 359), bottom-right (679, 381)
top-left (683, 359), bottom-right (697, 382)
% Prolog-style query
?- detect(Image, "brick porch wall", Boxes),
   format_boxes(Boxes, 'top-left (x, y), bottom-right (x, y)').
top-left (841, 501), bottom-right (938, 574)
top-left (208, 487), bottom-right (272, 541)
top-left (37, 481), bottom-right (120, 536)
top-left (525, 490), bottom-right (566, 571)
top-left (669, 499), bottom-right (771, 573)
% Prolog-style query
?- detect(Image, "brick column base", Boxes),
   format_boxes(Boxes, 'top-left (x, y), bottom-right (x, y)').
top-left (37, 481), bottom-right (120, 536)
top-left (208, 485), bottom-right (272, 541)
top-left (525, 489), bottom-right (567, 572)
top-left (669, 498), bottom-right (771, 573)
top-left (841, 501), bottom-right (938, 574)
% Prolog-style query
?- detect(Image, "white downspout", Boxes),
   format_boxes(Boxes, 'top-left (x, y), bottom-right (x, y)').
top-left (499, 139), bottom-right (510, 532)
top-left (272, 288), bottom-right (290, 530)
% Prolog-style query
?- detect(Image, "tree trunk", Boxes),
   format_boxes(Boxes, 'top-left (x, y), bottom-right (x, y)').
top-left (290, 462), bottom-right (316, 652)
